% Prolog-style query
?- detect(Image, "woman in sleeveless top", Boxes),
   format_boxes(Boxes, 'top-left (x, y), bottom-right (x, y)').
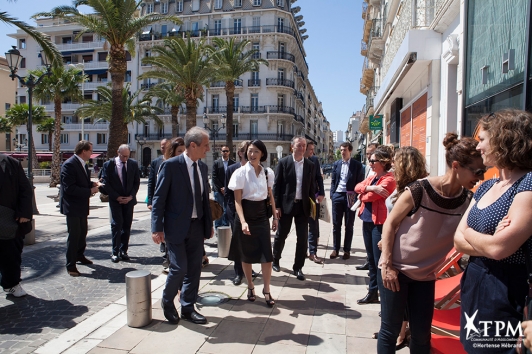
top-left (378, 133), bottom-right (485, 354)
top-left (228, 140), bottom-right (278, 307)
top-left (455, 110), bottom-right (532, 353)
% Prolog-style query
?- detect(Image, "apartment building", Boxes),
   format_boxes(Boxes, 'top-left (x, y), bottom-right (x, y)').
top-left (8, 0), bottom-right (331, 170)
top-left (0, 57), bottom-right (17, 152)
top-left (360, 0), bottom-right (462, 174)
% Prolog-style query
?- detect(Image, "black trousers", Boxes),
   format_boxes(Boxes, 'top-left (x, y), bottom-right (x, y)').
top-left (66, 216), bottom-right (88, 269)
top-left (162, 218), bottom-right (205, 313)
top-left (110, 202), bottom-right (134, 255)
top-left (272, 202), bottom-right (308, 271)
top-left (0, 236), bottom-right (24, 289)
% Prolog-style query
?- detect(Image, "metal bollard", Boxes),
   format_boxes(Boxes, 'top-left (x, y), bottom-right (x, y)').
top-left (125, 270), bottom-right (152, 327)
top-left (217, 226), bottom-right (232, 258)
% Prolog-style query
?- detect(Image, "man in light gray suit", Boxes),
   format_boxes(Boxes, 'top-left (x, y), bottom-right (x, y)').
top-left (151, 127), bottom-right (213, 325)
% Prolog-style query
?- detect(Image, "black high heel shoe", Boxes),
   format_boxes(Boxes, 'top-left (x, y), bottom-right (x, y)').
top-left (262, 290), bottom-right (275, 307)
top-left (247, 287), bottom-right (256, 302)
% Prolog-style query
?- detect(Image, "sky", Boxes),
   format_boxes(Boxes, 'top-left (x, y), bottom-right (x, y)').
top-left (0, 0), bottom-right (365, 133)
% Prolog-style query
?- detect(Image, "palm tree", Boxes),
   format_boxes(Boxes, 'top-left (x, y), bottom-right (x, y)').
top-left (207, 37), bottom-right (268, 154)
top-left (140, 37), bottom-right (217, 130)
top-left (4, 103), bottom-right (47, 169)
top-left (144, 83), bottom-right (184, 137)
top-left (76, 83), bottom-right (163, 129)
top-left (31, 66), bottom-right (84, 187)
top-left (36, 117), bottom-right (60, 152)
top-left (33, 0), bottom-right (181, 158)
top-left (0, 117), bottom-right (12, 134)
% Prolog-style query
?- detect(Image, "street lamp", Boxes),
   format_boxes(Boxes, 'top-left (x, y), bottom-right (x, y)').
top-left (68, 61), bottom-right (85, 137)
top-left (136, 136), bottom-right (147, 177)
top-left (203, 112), bottom-right (226, 159)
top-left (6, 46), bottom-right (52, 192)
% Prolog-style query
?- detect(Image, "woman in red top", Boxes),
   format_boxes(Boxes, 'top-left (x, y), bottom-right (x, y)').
top-left (355, 145), bottom-right (396, 305)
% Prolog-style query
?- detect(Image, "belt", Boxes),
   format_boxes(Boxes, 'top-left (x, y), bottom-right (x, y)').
top-left (294, 199), bottom-right (302, 203)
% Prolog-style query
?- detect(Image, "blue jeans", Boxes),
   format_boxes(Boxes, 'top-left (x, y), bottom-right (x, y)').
top-left (214, 191), bottom-right (228, 228)
top-left (377, 271), bottom-right (434, 354)
top-left (362, 221), bottom-right (382, 292)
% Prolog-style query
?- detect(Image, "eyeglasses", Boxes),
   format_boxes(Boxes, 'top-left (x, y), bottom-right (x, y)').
top-left (221, 150), bottom-right (229, 153)
top-left (368, 159), bottom-right (380, 164)
top-left (463, 165), bottom-right (487, 177)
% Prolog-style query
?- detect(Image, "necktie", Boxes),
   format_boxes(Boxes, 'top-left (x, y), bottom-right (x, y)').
top-left (122, 163), bottom-right (127, 191)
top-left (193, 161), bottom-right (203, 219)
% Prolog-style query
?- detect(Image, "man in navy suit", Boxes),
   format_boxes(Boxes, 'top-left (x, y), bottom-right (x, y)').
top-left (212, 145), bottom-right (235, 231)
top-left (330, 142), bottom-right (364, 260)
top-left (100, 144), bottom-right (140, 263)
top-left (60, 141), bottom-right (103, 277)
top-left (272, 136), bottom-right (316, 281)
top-left (152, 127), bottom-right (213, 325)
top-left (304, 141), bottom-right (325, 264)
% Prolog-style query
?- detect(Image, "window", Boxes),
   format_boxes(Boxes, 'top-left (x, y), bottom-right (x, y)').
top-left (253, 0), bottom-right (261, 6)
top-left (161, 1), bottom-right (168, 13)
top-left (176, 0), bottom-right (183, 12)
top-left (98, 52), bottom-right (107, 61)
top-left (62, 36), bottom-right (72, 44)
top-left (278, 68), bottom-right (285, 80)
top-left (125, 51), bottom-right (132, 61)
top-left (5, 103), bottom-right (10, 111)
top-left (212, 94), bottom-right (219, 112)
top-left (250, 120), bottom-right (258, 138)
top-left (82, 35), bottom-right (93, 43)
top-left (277, 17), bottom-right (284, 31)
top-left (20, 58), bottom-right (25, 68)
top-left (277, 0), bottom-right (283, 6)
top-left (252, 42), bottom-right (260, 58)
top-left (214, 0), bottom-right (222, 9)
top-left (144, 123), bottom-right (149, 136)
top-left (214, 20), bottom-right (222, 35)
top-left (277, 93), bottom-right (285, 107)
top-left (278, 42), bottom-right (285, 53)
top-left (251, 17), bottom-right (260, 33)
top-left (41, 134), bottom-right (48, 145)
top-left (18, 96), bottom-right (26, 104)
top-left (233, 19), bottom-right (241, 34)
top-left (251, 70), bottom-right (259, 82)
top-left (192, 22), bottom-right (200, 36)
top-left (192, 0), bottom-right (200, 11)
top-left (125, 71), bottom-right (131, 82)
top-left (233, 123), bottom-right (239, 138)
top-left (97, 73), bottom-right (108, 82)
top-left (251, 94), bottom-right (259, 111)
top-left (19, 39), bottom-right (26, 49)
top-left (234, 0), bottom-right (242, 7)
top-left (277, 122), bottom-right (284, 136)
top-left (146, 3), bottom-right (154, 13)
top-left (78, 133), bottom-right (89, 141)
top-left (233, 94), bottom-right (239, 111)
top-left (60, 134), bottom-right (69, 144)
top-left (97, 133), bottom-right (106, 144)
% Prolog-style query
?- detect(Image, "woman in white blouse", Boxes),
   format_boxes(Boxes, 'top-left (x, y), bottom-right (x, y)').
top-left (228, 140), bottom-right (278, 307)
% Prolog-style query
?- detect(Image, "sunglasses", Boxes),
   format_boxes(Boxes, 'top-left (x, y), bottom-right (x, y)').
top-left (368, 159), bottom-right (380, 164)
top-left (221, 150), bottom-right (229, 153)
top-left (463, 165), bottom-right (487, 177)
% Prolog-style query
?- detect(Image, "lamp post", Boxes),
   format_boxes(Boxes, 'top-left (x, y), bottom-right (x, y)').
top-left (5, 46), bottom-right (52, 192)
top-left (202, 112), bottom-right (226, 160)
top-left (68, 61), bottom-right (85, 137)
top-left (136, 136), bottom-right (147, 177)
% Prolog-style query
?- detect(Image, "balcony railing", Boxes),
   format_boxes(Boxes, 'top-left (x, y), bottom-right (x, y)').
top-left (267, 105), bottom-right (295, 114)
top-left (83, 61), bottom-right (109, 70)
top-left (248, 79), bottom-right (261, 87)
top-left (361, 40), bottom-right (368, 56)
top-left (56, 40), bottom-right (106, 52)
top-left (141, 83), bottom-right (157, 90)
top-left (43, 103), bottom-right (80, 111)
top-left (294, 114), bottom-right (304, 123)
top-left (63, 123), bottom-right (109, 130)
top-left (266, 78), bottom-right (294, 88)
top-left (252, 52), bottom-right (261, 59)
top-left (135, 133), bottom-right (177, 141)
top-left (209, 79), bottom-right (243, 88)
top-left (229, 133), bottom-right (294, 141)
top-left (240, 105), bottom-right (266, 113)
top-left (266, 51), bottom-right (295, 63)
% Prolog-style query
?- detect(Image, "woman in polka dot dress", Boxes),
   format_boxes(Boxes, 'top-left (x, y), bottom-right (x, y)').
top-left (455, 109), bottom-right (532, 353)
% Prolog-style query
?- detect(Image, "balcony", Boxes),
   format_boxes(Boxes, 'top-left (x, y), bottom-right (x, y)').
top-left (362, 2), bottom-right (368, 19)
top-left (232, 133), bottom-right (294, 142)
top-left (135, 133), bottom-right (176, 141)
top-left (361, 57), bottom-right (374, 89)
top-left (63, 123), bottom-right (109, 131)
top-left (240, 105), bottom-right (266, 113)
top-left (295, 91), bottom-right (305, 105)
top-left (248, 79), bottom-right (261, 87)
top-left (360, 78), bottom-right (369, 95)
top-left (82, 61), bottom-right (109, 70)
top-left (82, 82), bottom-right (107, 91)
top-left (362, 14), bottom-right (372, 43)
top-left (141, 83), bottom-right (157, 90)
top-left (209, 79), bottom-right (243, 89)
top-left (138, 25), bottom-right (299, 41)
top-left (43, 103), bottom-right (80, 111)
top-left (266, 78), bottom-right (294, 89)
top-left (267, 105), bottom-right (295, 114)
top-left (56, 40), bottom-right (106, 52)
top-left (266, 51), bottom-right (295, 63)
top-left (368, 18), bottom-right (385, 61)
top-left (294, 114), bottom-right (304, 124)
top-left (361, 40), bottom-right (367, 57)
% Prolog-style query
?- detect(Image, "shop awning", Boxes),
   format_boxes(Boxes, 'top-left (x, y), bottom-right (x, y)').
top-left (61, 49), bottom-right (95, 55)
top-left (90, 153), bottom-right (102, 159)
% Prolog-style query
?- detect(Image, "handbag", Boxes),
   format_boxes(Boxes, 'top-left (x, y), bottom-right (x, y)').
top-left (516, 242), bottom-right (532, 354)
top-left (0, 205), bottom-right (20, 240)
top-left (318, 202), bottom-right (331, 223)
top-left (210, 199), bottom-right (223, 221)
top-left (264, 168), bottom-right (273, 219)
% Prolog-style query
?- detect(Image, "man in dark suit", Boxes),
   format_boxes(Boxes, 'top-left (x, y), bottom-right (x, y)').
top-left (147, 138), bottom-right (167, 210)
top-left (272, 136), bottom-right (315, 281)
top-left (330, 142), bottom-right (364, 260)
top-left (60, 141), bottom-right (103, 277)
top-left (212, 145), bottom-right (235, 231)
top-left (0, 153), bottom-right (33, 297)
top-left (152, 127), bottom-right (213, 325)
top-left (304, 141), bottom-right (325, 264)
top-left (100, 144), bottom-right (140, 262)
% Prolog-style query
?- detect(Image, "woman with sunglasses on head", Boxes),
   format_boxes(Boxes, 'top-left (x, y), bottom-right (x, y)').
top-left (378, 133), bottom-right (484, 353)
top-left (355, 145), bottom-right (396, 305)
top-left (454, 110), bottom-right (532, 353)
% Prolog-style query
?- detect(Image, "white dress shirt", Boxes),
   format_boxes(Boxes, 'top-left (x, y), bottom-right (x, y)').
top-left (183, 153), bottom-right (204, 218)
top-left (293, 155), bottom-right (304, 200)
top-left (228, 162), bottom-right (274, 201)
top-left (336, 159), bottom-right (350, 193)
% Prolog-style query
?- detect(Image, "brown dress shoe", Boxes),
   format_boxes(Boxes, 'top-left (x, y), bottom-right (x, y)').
top-left (329, 250), bottom-right (338, 259)
top-left (342, 252), bottom-right (351, 260)
top-left (67, 268), bottom-right (81, 277)
top-left (309, 254), bottom-right (323, 264)
top-left (77, 256), bottom-right (93, 265)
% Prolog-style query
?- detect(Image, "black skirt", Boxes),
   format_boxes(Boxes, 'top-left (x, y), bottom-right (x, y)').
top-left (228, 199), bottom-right (273, 264)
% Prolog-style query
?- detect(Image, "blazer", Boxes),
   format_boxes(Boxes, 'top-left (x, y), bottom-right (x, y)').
top-left (273, 155), bottom-right (315, 217)
top-left (355, 172), bottom-right (396, 225)
top-left (330, 158), bottom-right (365, 198)
top-left (224, 162), bottom-right (244, 216)
top-left (60, 155), bottom-right (93, 217)
top-left (212, 158), bottom-right (235, 193)
top-left (308, 155), bottom-right (325, 196)
top-left (0, 154), bottom-right (32, 220)
top-left (151, 154), bottom-right (213, 244)
top-left (100, 158), bottom-right (141, 205)
top-left (147, 156), bottom-right (164, 206)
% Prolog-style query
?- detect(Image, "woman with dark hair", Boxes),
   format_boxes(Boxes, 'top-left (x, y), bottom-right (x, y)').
top-left (378, 133), bottom-right (485, 353)
top-left (455, 109), bottom-right (532, 353)
top-left (355, 145), bottom-right (397, 305)
top-left (228, 140), bottom-right (278, 307)
top-left (164, 137), bottom-right (185, 160)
